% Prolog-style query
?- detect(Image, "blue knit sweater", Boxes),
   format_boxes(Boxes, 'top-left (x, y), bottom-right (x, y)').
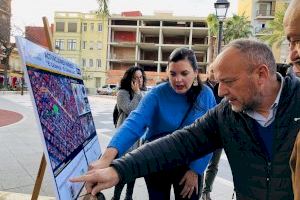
top-left (108, 82), bottom-right (216, 174)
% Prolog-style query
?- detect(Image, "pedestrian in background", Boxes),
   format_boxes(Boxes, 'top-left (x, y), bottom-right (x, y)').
top-left (202, 64), bottom-right (223, 200)
top-left (79, 47), bottom-right (216, 200)
top-left (112, 66), bottom-right (147, 200)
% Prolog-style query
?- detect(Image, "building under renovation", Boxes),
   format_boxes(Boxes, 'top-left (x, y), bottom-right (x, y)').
top-left (107, 11), bottom-right (210, 85)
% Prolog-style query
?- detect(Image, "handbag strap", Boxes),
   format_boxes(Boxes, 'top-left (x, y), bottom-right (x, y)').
top-left (177, 103), bottom-right (194, 129)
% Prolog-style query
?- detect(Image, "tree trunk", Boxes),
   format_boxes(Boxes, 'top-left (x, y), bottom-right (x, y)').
top-left (208, 36), bottom-right (216, 64)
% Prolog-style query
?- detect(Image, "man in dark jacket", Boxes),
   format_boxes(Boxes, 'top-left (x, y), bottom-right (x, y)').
top-left (71, 39), bottom-right (300, 200)
top-left (284, 0), bottom-right (300, 199)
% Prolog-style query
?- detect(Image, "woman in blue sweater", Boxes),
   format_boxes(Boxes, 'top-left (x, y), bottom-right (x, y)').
top-left (79, 47), bottom-right (216, 200)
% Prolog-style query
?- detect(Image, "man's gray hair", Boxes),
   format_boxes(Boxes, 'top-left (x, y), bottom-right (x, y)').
top-left (223, 38), bottom-right (277, 73)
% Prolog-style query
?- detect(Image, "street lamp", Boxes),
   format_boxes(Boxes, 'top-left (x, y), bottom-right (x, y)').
top-left (214, 0), bottom-right (230, 54)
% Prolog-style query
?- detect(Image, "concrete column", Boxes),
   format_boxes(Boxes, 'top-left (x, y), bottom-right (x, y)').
top-left (107, 19), bottom-right (112, 70)
top-left (189, 21), bottom-right (193, 50)
top-left (157, 21), bottom-right (163, 73)
top-left (135, 19), bottom-right (140, 66)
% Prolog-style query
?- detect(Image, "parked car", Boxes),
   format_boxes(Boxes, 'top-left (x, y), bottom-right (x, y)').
top-left (97, 84), bottom-right (118, 95)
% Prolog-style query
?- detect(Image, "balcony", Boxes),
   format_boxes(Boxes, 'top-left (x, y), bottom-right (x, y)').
top-left (256, 9), bottom-right (275, 19)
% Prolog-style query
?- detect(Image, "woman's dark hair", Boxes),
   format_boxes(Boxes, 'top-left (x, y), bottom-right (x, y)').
top-left (119, 66), bottom-right (147, 99)
top-left (168, 47), bottom-right (203, 104)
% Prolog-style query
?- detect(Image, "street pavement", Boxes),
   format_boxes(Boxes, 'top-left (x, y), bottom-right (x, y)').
top-left (0, 93), bottom-right (234, 200)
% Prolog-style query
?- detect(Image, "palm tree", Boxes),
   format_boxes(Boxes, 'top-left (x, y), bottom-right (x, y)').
top-left (96, 0), bottom-right (110, 16)
top-left (259, 4), bottom-right (287, 48)
top-left (223, 14), bottom-right (252, 44)
top-left (206, 13), bottom-right (252, 62)
top-left (207, 14), bottom-right (219, 63)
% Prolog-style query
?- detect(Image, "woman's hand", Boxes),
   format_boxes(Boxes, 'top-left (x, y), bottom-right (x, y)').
top-left (179, 170), bottom-right (198, 199)
top-left (131, 80), bottom-right (140, 93)
top-left (70, 167), bottom-right (120, 196)
top-left (89, 148), bottom-right (118, 170)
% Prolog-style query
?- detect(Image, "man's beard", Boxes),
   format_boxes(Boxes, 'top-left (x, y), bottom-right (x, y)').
top-left (231, 89), bottom-right (262, 113)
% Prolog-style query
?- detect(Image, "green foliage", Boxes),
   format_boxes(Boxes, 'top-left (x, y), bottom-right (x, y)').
top-left (223, 14), bottom-right (252, 44)
top-left (96, 0), bottom-right (110, 16)
top-left (207, 14), bottom-right (219, 37)
top-left (206, 13), bottom-right (252, 44)
top-left (259, 4), bottom-right (288, 48)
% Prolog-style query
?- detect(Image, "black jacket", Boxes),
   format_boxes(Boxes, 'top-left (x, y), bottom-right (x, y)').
top-left (205, 80), bottom-right (222, 104)
top-left (112, 75), bottom-right (300, 200)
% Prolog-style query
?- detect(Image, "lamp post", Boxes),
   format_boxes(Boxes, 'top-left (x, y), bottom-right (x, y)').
top-left (214, 0), bottom-right (230, 54)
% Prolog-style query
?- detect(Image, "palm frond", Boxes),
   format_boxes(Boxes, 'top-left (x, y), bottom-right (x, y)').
top-left (96, 0), bottom-right (110, 16)
top-left (259, 4), bottom-right (287, 47)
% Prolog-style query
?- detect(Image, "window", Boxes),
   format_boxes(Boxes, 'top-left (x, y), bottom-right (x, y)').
top-left (258, 3), bottom-right (271, 16)
top-left (68, 22), bottom-right (77, 32)
top-left (82, 58), bottom-right (86, 67)
top-left (98, 23), bottom-right (102, 32)
top-left (89, 59), bottom-right (93, 67)
top-left (97, 41), bottom-right (102, 50)
top-left (89, 41), bottom-right (94, 50)
top-left (90, 23), bottom-right (94, 31)
top-left (67, 39), bottom-right (76, 50)
top-left (96, 59), bottom-right (101, 68)
top-left (56, 22), bottom-right (65, 32)
top-left (55, 39), bottom-right (64, 50)
top-left (82, 41), bottom-right (87, 49)
top-left (82, 23), bottom-right (87, 32)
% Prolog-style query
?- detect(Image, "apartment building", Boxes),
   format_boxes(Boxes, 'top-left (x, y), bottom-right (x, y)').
top-left (238, 0), bottom-right (290, 62)
top-left (53, 12), bottom-right (108, 93)
top-left (107, 11), bottom-right (209, 85)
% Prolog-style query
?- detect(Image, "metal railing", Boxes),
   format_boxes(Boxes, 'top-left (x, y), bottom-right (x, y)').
top-left (256, 9), bottom-right (275, 17)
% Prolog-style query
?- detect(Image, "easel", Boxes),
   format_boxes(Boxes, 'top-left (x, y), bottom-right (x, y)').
top-left (30, 17), bottom-right (105, 200)
top-left (31, 16), bottom-right (53, 200)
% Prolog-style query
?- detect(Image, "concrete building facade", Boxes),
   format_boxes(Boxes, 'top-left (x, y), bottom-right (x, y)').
top-left (238, 0), bottom-right (290, 63)
top-left (0, 0), bottom-right (12, 84)
top-left (107, 11), bottom-right (209, 86)
top-left (53, 12), bottom-right (109, 94)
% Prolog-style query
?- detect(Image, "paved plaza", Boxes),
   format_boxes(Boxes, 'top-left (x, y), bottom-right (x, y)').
top-left (0, 93), bottom-right (234, 200)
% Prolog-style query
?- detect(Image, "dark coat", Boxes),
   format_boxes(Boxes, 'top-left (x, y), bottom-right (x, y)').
top-left (205, 80), bottom-right (222, 104)
top-left (112, 75), bottom-right (300, 200)
top-left (290, 132), bottom-right (300, 200)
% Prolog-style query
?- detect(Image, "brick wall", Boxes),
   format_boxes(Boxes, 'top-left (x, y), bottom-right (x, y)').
top-left (107, 70), bottom-right (207, 86)
top-left (121, 11), bottom-right (142, 17)
top-left (114, 31), bottom-right (136, 42)
top-left (25, 25), bottom-right (54, 48)
top-left (113, 47), bottom-right (135, 59)
top-left (106, 70), bottom-right (167, 86)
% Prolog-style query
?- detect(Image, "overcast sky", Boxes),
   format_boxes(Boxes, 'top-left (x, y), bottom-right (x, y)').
top-left (11, 0), bottom-right (238, 34)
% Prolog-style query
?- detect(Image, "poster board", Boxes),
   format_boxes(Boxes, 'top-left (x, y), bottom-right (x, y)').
top-left (16, 37), bottom-right (101, 200)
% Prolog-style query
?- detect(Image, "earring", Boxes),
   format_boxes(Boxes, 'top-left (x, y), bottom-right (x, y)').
top-left (193, 78), bottom-right (198, 86)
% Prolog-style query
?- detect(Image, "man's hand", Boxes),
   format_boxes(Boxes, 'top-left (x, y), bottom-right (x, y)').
top-left (70, 167), bottom-right (120, 196)
top-left (179, 170), bottom-right (198, 199)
